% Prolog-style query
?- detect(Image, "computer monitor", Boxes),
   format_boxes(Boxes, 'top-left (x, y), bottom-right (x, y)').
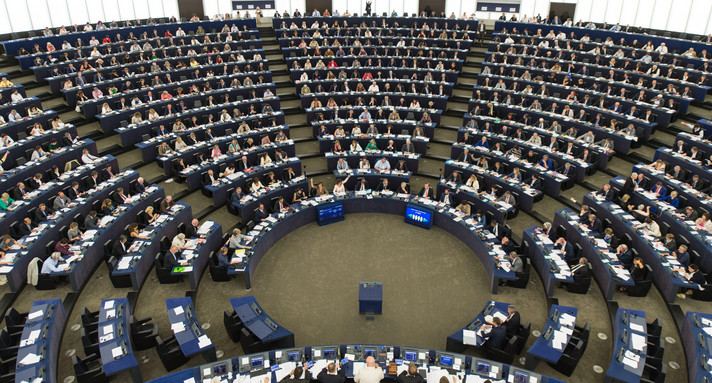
top-left (251, 357), bottom-right (264, 369)
top-left (440, 356), bottom-right (453, 366)
top-left (317, 202), bottom-right (344, 225)
top-left (288, 352), bottom-right (301, 362)
top-left (475, 361), bottom-right (490, 375)
top-left (404, 351), bottom-right (417, 362)
top-left (405, 204), bottom-right (434, 229)
top-left (364, 348), bottom-right (376, 358)
top-left (323, 349), bottom-right (337, 359)
top-left (509, 368), bottom-right (540, 383)
top-left (201, 360), bottom-right (233, 380)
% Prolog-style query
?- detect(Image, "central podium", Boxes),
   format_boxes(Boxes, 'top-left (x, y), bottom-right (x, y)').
top-left (358, 282), bottom-right (383, 315)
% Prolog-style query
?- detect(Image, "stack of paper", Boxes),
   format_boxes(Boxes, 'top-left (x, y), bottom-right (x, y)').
top-left (197, 334), bottom-right (212, 348)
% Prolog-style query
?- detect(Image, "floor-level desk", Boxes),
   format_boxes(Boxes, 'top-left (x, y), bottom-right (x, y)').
top-left (99, 298), bottom-right (141, 383)
top-left (167, 297), bottom-right (217, 362)
top-left (446, 300), bottom-right (511, 353)
top-left (681, 312), bottom-right (712, 383)
top-left (525, 305), bottom-right (577, 370)
top-left (436, 181), bottom-right (513, 224)
top-left (553, 209), bottom-right (634, 300)
top-left (605, 308), bottom-right (647, 383)
top-left (230, 179), bottom-right (307, 221)
top-left (230, 296), bottom-right (295, 352)
top-left (14, 299), bottom-right (65, 383)
top-left (334, 169), bottom-right (410, 191)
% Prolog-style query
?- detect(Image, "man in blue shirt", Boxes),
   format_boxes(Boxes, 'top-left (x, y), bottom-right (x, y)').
top-left (217, 247), bottom-right (230, 268)
top-left (537, 154), bottom-right (553, 170)
top-left (673, 245), bottom-right (691, 268)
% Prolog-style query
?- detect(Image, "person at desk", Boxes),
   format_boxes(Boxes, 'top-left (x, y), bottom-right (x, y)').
top-left (172, 233), bottom-right (189, 250)
top-left (354, 357), bottom-right (384, 383)
top-left (254, 203), bottom-right (269, 222)
top-left (601, 228), bottom-right (619, 249)
top-left (615, 244), bottom-right (633, 268)
top-left (586, 213), bottom-right (603, 233)
top-left (230, 187), bottom-right (246, 204)
top-left (527, 174), bottom-right (542, 190)
top-left (487, 220), bottom-right (509, 240)
top-left (482, 317), bottom-right (507, 350)
top-left (569, 257), bottom-right (590, 279)
top-left (677, 264), bottom-right (707, 299)
top-left (67, 222), bottom-right (82, 243)
top-left (504, 305), bottom-right (521, 336)
top-left (164, 245), bottom-right (180, 269)
top-left (457, 148), bottom-right (476, 164)
top-left (0, 193), bottom-right (14, 210)
top-left (397, 364), bottom-right (424, 383)
top-left (555, 237), bottom-right (576, 265)
top-left (160, 196), bottom-right (175, 214)
top-left (273, 196), bottom-right (290, 213)
top-left (418, 183), bottom-right (434, 200)
top-left (318, 362), bottom-right (346, 383)
top-left (228, 229), bottom-right (252, 250)
top-left (41, 252), bottom-right (69, 281)
top-left (112, 235), bottom-right (128, 258)
top-left (497, 191), bottom-right (516, 206)
top-left (17, 218), bottom-right (35, 237)
top-left (281, 365), bottom-right (311, 383)
top-left (310, 179), bottom-right (328, 197)
top-left (672, 245), bottom-right (691, 268)
top-left (636, 217), bottom-right (661, 238)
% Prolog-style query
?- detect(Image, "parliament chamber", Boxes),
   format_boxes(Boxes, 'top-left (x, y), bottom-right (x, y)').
top-left (0, 0), bottom-right (711, 382)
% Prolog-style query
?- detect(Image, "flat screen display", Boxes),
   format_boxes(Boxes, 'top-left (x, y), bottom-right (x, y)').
top-left (513, 371), bottom-right (529, 383)
top-left (288, 352), bottom-right (300, 362)
top-left (440, 356), bottom-right (453, 366)
top-left (404, 351), bottom-right (417, 361)
top-left (317, 202), bottom-right (344, 225)
top-left (323, 349), bottom-right (336, 359)
top-left (405, 204), bottom-right (434, 229)
top-left (251, 357), bottom-right (264, 368)
top-left (364, 348), bottom-right (376, 358)
top-left (476, 362), bottom-right (490, 374)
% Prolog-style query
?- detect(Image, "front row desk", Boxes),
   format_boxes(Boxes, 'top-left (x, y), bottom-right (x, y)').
top-left (234, 191), bottom-right (516, 293)
top-left (682, 312), bottom-right (712, 383)
top-left (15, 299), bottom-right (66, 383)
top-left (146, 344), bottom-right (563, 383)
top-left (231, 296), bottom-right (295, 353)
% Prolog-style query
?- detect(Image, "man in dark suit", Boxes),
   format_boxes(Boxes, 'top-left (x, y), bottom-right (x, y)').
top-left (620, 172), bottom-right (637, 196)
top-left (84, 171), bottom-right (101, 189)
top-left (555, 237), bottom-right (576, 265)
top-left (163, 245), bottom-right (180, 268)
top-left (504, 305), bottom-right (521, 336)
top-left (483, 317), bottom-right (507, 350)
top-left (528, 174), bottom-right (542, 190)
top-left (570, 258), bottom-right (590, 279)
top-left (273, 196), bottom-right (289, 213)
top-left (500, 237), bottom-right (517, 255)
top-left (254, 203), bottom-right (269, 222)
top-left (230, 187), bottom-right (245, 204)
top-left (586, 213), bottom-right (603, 233)
top-left (203, 169), bottom-right (217, 185)
top-left (446, 171), bottom-right (462, 184)
top-left (598, 184), bottom-right (615, 201)
top-left (418, 183), bottom-right (434, 199)
top-left (439, 188), bottom-right (454, 206)
top-left (112, 235), bottom-right (128, 258)
top-left (687, 174), bottom-right (705, 191)
top-left (133, 177), bottom-right (146, 194)
top-left (617, 244), bottom-right (633, 267)
top-left (377, 179), bottom-right (390, 192)
top-left (353, 178), bottom-right (370, 192)
top-left (68, 182), bottom-right (83, 199)
top-left (17, 218), bottom-right (34, 236)
top-left (159, 195), bottom-right (175, 214)
top-left (101, 164), bottom-right (116, 180)
top-left (668, 165), bottom-right (686, 181)
top-left (13, 182), bottom-right (28, 200)
top-left (182, 219), bottom-right (200, 239)
top-left (113, 187), bottom-right (129, 204)
top-left (317, 362), bottom-right (346, 383)
top-left (34, 203), bottom-right (54, 222)
top-left (237, 155), bottom-right (251, 171)
top-left (487, 220), bottom-right (510, 240)
top-left (28, 173), bottom-right (44, 190)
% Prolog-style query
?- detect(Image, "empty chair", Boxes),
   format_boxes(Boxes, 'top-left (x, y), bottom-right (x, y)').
top-left (81, 307), bottom-right (99, 326)
top-left (106, 256), bottom-right (133, 288)
top-left (240, 327), bottom-right (261, 354)
top-left (80, 328), bottom-right (99, 356)
top-left (130, 317), bottom-right (159, 351)
top-left (483, 336), bottom-right (518, 364)
top-left (4, 308), bottom-right (28, 328)
top-left (72, 353), bottom-right (108, 383)
top-left (224, 309), bottom-right (243, 343)
top-left (647, 318), bottom-right (662, 338)
top-left (0, 330), bottom-right (20, 360)
top-left (155, 335), bottom-right (189, 371)
top-left (515, 322), bottom-right (531, 354)
top-left (547, 339), bottom-right (584, 376)
top-left (566, 276), bottom-right (591, 294)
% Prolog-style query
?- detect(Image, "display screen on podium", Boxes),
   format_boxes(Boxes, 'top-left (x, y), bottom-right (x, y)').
top-left (317, 202), bottom-right (344, 225)
top-left (405, 204), bottom-right (433, 229)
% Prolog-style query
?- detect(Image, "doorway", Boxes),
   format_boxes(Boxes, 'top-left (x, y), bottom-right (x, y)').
top-left (419, 0), bottom-right (445, 17)
top-left (549, 2), bottom-right (576, 23)
top-left (178, 0), bottom-right (205, 20)
top-left (306, 0), bottom-right (332, 15)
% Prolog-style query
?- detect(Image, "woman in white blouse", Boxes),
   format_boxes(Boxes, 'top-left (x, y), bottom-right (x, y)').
top-left (250, 177), bottom-right (264, 193)
top-left (147, 109), bottom-right (159, 121)
top-left (131, 112), bottom-right (143, 124)
top-left (100, 103), bottom-right (112, 114)
top-left (332, 175), bottom-right (350, 194)
top-left (174, 137), bottom-right (187, 150)
top-left (30, 123), bottom-right (45, 136)
top-left (349, 140), bottom-right (362, 151)
top-left (260, 152), bottom-right (273, 165)
top-left (465, 174), bottom-right (480, 191)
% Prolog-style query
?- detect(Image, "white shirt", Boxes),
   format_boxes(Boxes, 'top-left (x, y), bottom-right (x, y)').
top-left (82, 152), bottom-right (99, 164)
top-left (355, 365), bottom-right (385, 383)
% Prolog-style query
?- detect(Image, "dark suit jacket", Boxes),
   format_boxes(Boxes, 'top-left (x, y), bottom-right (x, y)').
top-left (237, 160), bottom-right (251, 171)
top-left (418, 187), bottom-right (434, 199)
top-left (133, 182), bottom-right (146, 194)
top-left (588, 218), bottom-right (603, 233)
top-left (317, 369), bottom-right (346, 383)
top-left (34, 209), bottom-right (49, 223)
top-left (484, 326), bottom-right (507, 350)
top-left (12, 188), bottom-right (27, 200)
top-left (112, 241), bottom-right (126, 258)
top-left (254, 208), bottom-right (269, 221)
top-left (18, 223), bottom-right (33, 236)
top-left (163, 251), bottom-right (179, 268)
top-left (505, 312), bottom-right (521, 335)
top-left (572, 264), bottom-right (590, 279)
top-left (528, 177), bottom-right (542, 189)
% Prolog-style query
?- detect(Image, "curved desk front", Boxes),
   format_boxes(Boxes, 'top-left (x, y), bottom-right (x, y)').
top-left (240, 192), bottom-right (515, 292)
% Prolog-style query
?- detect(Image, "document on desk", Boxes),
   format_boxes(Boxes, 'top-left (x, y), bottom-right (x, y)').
top-left (463, 329), bottom-right (477, 345)
top-left (559, 313), bottom-right (576, 327)
top-left (171, 323), bottom-right (186, 333)
top-left (27, 309), bottom-right (44, 320)
top-left (629, 322), bottom-right (645, 333)
top-left (428, 369), bottom-right (451, 383)
top-left (630, 333), bottom-right (646, 352)
top-left (19, 352), bottom-right (42, 365)
top-left (352, 361), bottom-right (366, 377)
top-left (250, 373), bottom-right (270, 383)
top-left (197, 334), bottom-right (212, 348)
top-left (111, 346), bottom-right (124, 359)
